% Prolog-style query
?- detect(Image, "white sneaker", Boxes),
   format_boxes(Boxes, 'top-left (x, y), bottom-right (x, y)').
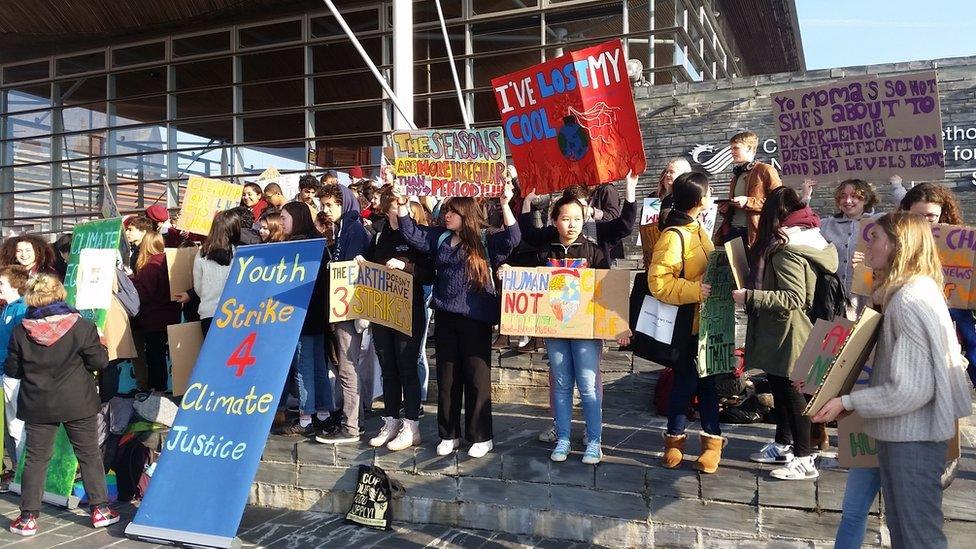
top-left (770, 455), bottom-right (819, 480)
top-left (369, 417), bottom-right (401, 448)
top-left (436, 438), bottom-right (461, 456)
top-left (538, 426), bottom-right (557, 442)
top-left (468, 440), bottom-right (494, 458)
top-left (387, 419), bottom-right (421, 451)
top-left (750, 442), bottom-right (793, 464)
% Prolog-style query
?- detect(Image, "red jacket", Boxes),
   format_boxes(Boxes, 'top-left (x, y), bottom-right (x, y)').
top-left (130, 253), bottom-right (182, 332)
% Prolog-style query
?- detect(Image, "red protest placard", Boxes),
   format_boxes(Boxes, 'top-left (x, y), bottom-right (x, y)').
top-left (491, 39), bottom-right (646, 195)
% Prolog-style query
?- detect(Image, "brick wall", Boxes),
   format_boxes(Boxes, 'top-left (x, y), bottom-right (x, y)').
top-left (616, 54), bottom-right (976, 264)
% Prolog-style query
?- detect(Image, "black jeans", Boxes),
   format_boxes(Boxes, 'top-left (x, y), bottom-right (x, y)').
top-left (143, 331), bottom-right (169, 391)
top-left (373, 324), bottom-right (422, 421)
top-left (200, 317), bottom-right (213, 337)
top-left (769, 374), bottom-right (812, 457)
top-left (434, 311), bottom-right (493, 443)
top-left (21, 415), bottom-right (108, 514)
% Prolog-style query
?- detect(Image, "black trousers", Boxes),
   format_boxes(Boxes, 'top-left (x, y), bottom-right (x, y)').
top-left (143, 331), bottom-right (169, 392)
top-left (21, 415), bottom-right (108, 514)
top-left (769, 374), bottom-right (812, 457)
top-left (373, 324), bottom-right (422, 421)
top-left (434, 311), bottom-right (493, 443)
top-left (200, 317), bottom-right (213, 337)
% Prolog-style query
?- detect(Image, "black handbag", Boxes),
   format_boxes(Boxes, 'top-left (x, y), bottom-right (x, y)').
top-left (628, 228), bottom-right (696, 368)
top-left (345, 465), bottom-right (404, 530)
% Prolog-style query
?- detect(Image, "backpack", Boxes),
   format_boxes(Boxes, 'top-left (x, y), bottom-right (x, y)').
top-left (115, 267), bottom-right (140, 317)
top-left (113, 434), bottom-right (157, 501)
top-left (808, 264), bottom-right (850, 322)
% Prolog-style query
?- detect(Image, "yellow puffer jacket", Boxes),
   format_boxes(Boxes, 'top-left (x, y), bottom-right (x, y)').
top-left (647, 219), bottom-right (714, 334)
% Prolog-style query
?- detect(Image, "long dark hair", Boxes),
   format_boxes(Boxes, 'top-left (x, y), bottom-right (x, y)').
top-left (750, 186), bottom-right (804, 264)
top-left (671, 171), bottom-right (710, 212)
top-left (200, 210), bottom-right (239, 266)
top-left (442, 197), bottom-right (491, 291)
top-left (282, 201), bottom-right (317, 239)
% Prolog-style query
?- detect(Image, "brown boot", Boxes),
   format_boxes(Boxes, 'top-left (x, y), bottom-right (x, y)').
top-left (661, 433), bottom-right (686, 469)
top-left (810, 422), bottom-right (829, 451)
top-left (693, 433), bottom-right (727, 474)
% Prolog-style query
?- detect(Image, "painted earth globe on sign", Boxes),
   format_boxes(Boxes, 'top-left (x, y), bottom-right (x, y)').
top-left (548, 272), bottom-right (582, 323)
top-left (557, 115), bottom-right (590, 161)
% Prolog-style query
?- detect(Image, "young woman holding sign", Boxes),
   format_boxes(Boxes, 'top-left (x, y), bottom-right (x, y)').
top-left (395, 183), bottom-right (520, 459)
top-left (512, 171), bottom-right (638, 465)
top-left (649, 172), bottom-right (725, 473)
top-left (738, 187), bottom-right (838, 481)
top-left (360, 190), bottom-right (433, 452)
top-left (814, 212), bottom-right (971, 549)
top-left (130, 231), bottom-right (181, 392)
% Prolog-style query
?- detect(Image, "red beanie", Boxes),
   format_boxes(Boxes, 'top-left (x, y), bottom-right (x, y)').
top-left (349, 166), bottom-right (364, 179)
top-left (146, 204), bottom-right (169, 223)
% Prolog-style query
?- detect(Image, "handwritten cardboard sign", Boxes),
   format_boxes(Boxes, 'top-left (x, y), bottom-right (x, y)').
top-left (851, 219), bottom-right (976, 308)
top-left (175, 177), bottom-right (243, 236)
top-left (723, 237), bottom-right (749, 290)
top-left (791, 317), bottom-right (855, 395)
top-left (637, 199), bottom-right (717, 247)
top-left (772, 71), bottom-right (944, 185)
top-left (500, 267), bottom-right (629, 340)
top-left (392, 128), bottom-right (507, 197)
top-left (167, 321), bottom-right (203, 397)
top-left (697, 250), bottom-right (736, 377)
top-left (165, 247), bottom-right (198, 301)
top-left (329, 260), bottom-right (414, 336)
top-left (804, 307), bottom-right (882, 417)
top-left (491, 39), bottom-right (646, 195)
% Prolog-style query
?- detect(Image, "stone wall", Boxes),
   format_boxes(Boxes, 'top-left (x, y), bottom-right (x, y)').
top-left (615, 54), bottom-right (976, 263)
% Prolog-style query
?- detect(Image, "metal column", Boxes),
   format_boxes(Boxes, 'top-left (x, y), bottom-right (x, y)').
top-left (392, 0), bottom-right (414, 131)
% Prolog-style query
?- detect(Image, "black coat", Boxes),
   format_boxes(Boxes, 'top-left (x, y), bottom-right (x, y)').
top-left (5, 318), bottom-right (108, 423)
top-left (366, 224), bottom-right (435, 328)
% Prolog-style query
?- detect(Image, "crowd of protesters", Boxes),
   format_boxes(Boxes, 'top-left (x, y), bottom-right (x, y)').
top-left (0, 130), bottom-right (972, 547)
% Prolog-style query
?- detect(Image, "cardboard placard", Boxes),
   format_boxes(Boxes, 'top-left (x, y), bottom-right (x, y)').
top-left (723, 237), bottom-right (749, 290)
top-left (697, 250), bottom-right (737, 377)
top-left (804, 308), bottom-right (883, 417)
top-left (772, 71), bottom-right (945, 185)
top-left (328, 260), bottom-right (414, 336)
top-left (167, 321), bottom-right (203, 397)
top-left (126, 239), bottom-right (325, 548)
top-left (500, 267), bottom-right (630, 340)
top-left (791, 317), bottom-right (855, 395)
top-left (636, 200), bottom-right (716, 247)
top-left (175, 176), bottom-right (244, 236)
top-left (165, 247), bottom-right (198, 300)
top-left (391, 128), bottom-right (507, 197)
top-left (64, 218), bottom-right (123, 330)
top-left (851, 220), bottom-right (976, 308)
top-left (491, 39), bottom-right (646, 195)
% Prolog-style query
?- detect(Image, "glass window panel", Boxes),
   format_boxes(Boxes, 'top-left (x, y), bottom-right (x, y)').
top-left (12, 164), bottom-right (53, 225)
top-left (175, 118), bottom-right (234, 147)
top-left (243, 79), bottom-right (304, 111)
top-left (241, 48), bottom-right (304, 81)
top-left (10, 137), bottom-right (51, 166)
top-left (546, 4), bottom-right (623, 43)
top-left (242, 112), bottom-right (304, 143)
top-left (239, 20), bottom-right (302, 48)
top-left (414, 0), bottom-right (462, 24)
top-left (238, 141), bottom-right (307, 173)
top-left (473, 90), bottom-right (501, 123)
top-left (310, 9), bottom-right (380, 38)
top-left (314, 107), bottom-right (382, 139)
top-left (311, 135), bottom-right (382, 169)
top-left (174, 31), bottom-right (231, 58)
top-left (56, 51), bottom-right (106, 76)
top-left (415, 60), bottom-right (464, 95)
top-left (60, 131), bottom-right (108, 161)
top-left (472, 16), bottom-right (540, 55)
top-left (115, 68), bottom-right (168, 99)
top-left (473, 50), bottom-right (541, 87)
top-left (176, 87), bottom-right (233, 118)
top-left (174, 57), bottom-right (232, 89)
top-left (428, 97), bottom-right (465, 128)
top-left (173, 145), bottom-right (231, 179)
top-left (113, 95), bottom-right (168, 125)
top-left (414, 26), bottom-right (465, 62)
top-left (112, 42), bottom-right (165, 67)
top-left (6, 85), bottom-right (52, 112)
top-left (472, 0), bottom-right (538, 15)
top-left (312, 39), bottom-right (384, 74)
top-left (314, 73), bottom-right (381, 103)
top-left (57, 76), bottom-right (106, 107)
top-left (7, 112), bottom-right (53, 140)
top-left (61, 105), bottom-right (109, 133)
top-left (112, 126), bottom-right (167, 159)
top-left (3, 61), bottom-right (50, 84)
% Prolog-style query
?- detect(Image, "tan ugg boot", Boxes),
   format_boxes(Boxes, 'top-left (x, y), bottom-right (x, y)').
top-left (693, 433), bottom-right (727, 474)
top-left (661, 433), bottom-right (687, 469)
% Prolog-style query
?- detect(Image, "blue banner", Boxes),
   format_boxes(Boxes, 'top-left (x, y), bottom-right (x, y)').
top-left (126, 239), bottom-right (325, 548)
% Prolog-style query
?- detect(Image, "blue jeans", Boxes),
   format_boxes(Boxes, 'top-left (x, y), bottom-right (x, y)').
top-left (666, 349), bottom-right (721, 436)
top-left (948, 308), bottom-right (976, 388)
top-left (545, 338), bottom-right (602, 444)
top-left (418, 284), bottom-right (433, 401)
top-left (878, 440), bottom-right (948, 549)
top-left (293, 334), bottom-right (333, 415)
top-left (835, 467), bottom-right (881, 549)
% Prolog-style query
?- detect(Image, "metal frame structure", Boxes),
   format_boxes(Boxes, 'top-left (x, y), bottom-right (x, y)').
top-left (0, 0), bottom-right (744, 233)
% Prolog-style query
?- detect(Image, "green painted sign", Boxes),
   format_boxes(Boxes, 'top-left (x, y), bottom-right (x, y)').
top-left (697, 250), bottom-right (736, 378)
top-left (63, 218), bottom-right (123, 330)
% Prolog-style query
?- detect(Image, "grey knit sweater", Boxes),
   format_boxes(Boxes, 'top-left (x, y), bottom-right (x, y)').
top-left (842, 276), bottom-right (972, 442)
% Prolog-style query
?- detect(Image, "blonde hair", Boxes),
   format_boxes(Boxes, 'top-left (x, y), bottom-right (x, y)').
top-left (872, 212), bottom-right (944, 306)
top-left (657, 158), bottom-right (691, 197)
top-left (136, 231), bottom-right (165, 272)
top-left (24, 274), bottom-right (67, 307)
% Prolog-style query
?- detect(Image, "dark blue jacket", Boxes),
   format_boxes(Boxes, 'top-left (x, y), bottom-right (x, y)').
top-left (328, 184), bottom-right (371, 262)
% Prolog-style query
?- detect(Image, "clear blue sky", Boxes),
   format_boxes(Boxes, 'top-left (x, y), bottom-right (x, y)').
top-left (796, 0), bottom-right (976, 70)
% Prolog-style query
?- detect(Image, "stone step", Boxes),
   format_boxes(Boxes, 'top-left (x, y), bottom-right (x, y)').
top-left (249, 403), bottom-right (976, 547)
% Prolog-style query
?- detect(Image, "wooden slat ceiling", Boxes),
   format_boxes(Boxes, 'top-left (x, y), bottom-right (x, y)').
top-left (0, 0), bottom-right (323, 63)
top-left (717, 0), bottom-right (805, 74)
